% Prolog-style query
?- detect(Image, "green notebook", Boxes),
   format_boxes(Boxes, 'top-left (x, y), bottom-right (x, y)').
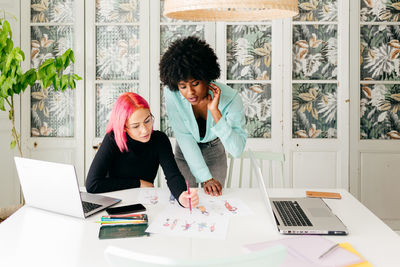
top-left (98, 223), bottom-right (149, 239)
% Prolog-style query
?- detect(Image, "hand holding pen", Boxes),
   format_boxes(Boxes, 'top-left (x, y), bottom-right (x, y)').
top-left (178, 182), bottom-right (199, 210)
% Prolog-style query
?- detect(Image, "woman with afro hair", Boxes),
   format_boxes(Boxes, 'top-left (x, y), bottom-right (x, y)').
top-left (159, 36), bottom-right (247, 196)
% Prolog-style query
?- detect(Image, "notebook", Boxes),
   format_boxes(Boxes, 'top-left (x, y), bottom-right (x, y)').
top-left (248, 150), bottom-right (348, 235)
top-left (14, 157), bottom-right (121, 218)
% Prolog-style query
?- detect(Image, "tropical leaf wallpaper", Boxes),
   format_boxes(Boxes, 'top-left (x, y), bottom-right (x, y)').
top-left (228, 83), bottom-right (272, 138)
top-left (292, 83), bottom-right (337, 138)
top-left (293, 25), bottom-right (338, 80)
top-left (30, 23), bottom-right (75, 137)
top-left (360, 25), bottom-right (400, 81)
top-left (360, 0), bottom-right (400, 22)
top-left (292, 0), bottom-right (338, 139)
top-left (96, 0), bottom-right (140, 23)
top-left (293, 0), bottom-right (337, 22)
top-left (360, 84), bottom-right (400, 139)
top-left (360, 0), bottom-right (400, 139)
top-left (226, 25), bottom-right (271, 81)
top-left (30, 83), bottom-right (75, 137)
top-left (96, 83), bottom-right (138, 137)
top-left (31, 0), bottom-right (74, 23)
top-left (96, 26), bottom-right (140, 80)
top-left (160, 25), bottom-right (205, 55)
top-left (28, 0), bottom-right (399, 141)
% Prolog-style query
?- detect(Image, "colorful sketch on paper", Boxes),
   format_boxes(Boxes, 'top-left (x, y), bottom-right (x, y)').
top-left (146, 210), bottom-right (228, 239)
top-left (165, 191), bottom-right (253, 217)
top-left (138, 188), bottom-right (169, 205)
top-left (146, 192), bottom-right (252, 239)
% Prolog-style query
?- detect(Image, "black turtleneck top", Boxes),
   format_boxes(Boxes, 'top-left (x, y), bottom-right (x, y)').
top-left (85, 131), bottom-right (187, 200)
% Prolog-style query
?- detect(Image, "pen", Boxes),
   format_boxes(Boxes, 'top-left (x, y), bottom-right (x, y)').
top-left (186, 180), bottom-right (192, 214)
top-left (319, 243), bottom-right (339, 259)
top-left (96, 220), bottom-right (146, 224)
top-left (102, 214), bottom-right (145, 218)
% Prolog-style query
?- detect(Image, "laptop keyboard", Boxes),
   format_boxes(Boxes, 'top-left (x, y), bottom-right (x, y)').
top-left (273, 201), bottom-right (313, 227)
top-left (82, 201), bottom-right (102, 213)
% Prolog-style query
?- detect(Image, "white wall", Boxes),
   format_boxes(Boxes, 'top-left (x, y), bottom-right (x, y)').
top-left (0, 0), bottom-right (21, 207)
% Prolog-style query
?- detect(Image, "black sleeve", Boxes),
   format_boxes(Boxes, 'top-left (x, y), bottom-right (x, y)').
top-left (157, 132), bottom-right (187, 201)
top-left (85, 133), bottom-right (140, 193)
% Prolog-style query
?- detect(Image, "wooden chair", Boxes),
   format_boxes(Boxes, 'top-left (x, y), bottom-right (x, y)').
top-left (226, 150), bottom-right (285, 188)
top-left (105, 244), bottom-right (286, 267)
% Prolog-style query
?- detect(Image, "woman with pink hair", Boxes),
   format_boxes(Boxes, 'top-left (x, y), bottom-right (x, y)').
top-left (86, 92), bottom-right (198, 208)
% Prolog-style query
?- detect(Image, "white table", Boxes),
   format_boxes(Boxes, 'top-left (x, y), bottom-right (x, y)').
top-left (1, 188), bottom-right (399, 266)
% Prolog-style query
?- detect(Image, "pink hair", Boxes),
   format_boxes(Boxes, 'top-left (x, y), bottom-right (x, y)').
top-left (106, 92), bottom-right (150, 152)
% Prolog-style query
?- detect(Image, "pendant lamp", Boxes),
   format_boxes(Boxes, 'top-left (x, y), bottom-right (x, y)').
top-left (163, 0), bottom-right (299, 21)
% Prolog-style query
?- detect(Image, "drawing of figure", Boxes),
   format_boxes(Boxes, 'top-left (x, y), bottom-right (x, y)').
top-left (198, 222), bottom-right (207, 231)
top-left (171, 219), bottom-right (178, 230)
top-left (150, 196), bottom-right (158, 204)
top-left (210, 223), bottom-right (216, 232)
top-left (181, 221), bottom-right (195, 231)
top-left (224, 200), bottom-right (237, 214)
top-left (196, 205), bottom-right (209, 216)
top-left (163, 218), bottom-right (170, 227)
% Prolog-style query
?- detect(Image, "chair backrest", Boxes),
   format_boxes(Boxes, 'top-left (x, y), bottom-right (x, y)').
top-left (226, 150), bottom-right (285, 188)
top-left (104, 244), bottom-right (287, 267)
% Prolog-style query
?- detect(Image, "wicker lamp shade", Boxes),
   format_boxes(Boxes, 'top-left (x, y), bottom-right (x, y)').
top-left (163, 0), bottom-right (299, 21)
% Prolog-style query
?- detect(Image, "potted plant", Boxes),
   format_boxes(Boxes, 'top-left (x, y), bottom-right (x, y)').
top-left (0, 15), bottom-right (81, 157)
top-left (0, 14), bottom-right (82, 218)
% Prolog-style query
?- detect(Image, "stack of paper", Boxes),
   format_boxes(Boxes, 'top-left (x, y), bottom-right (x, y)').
top-left (244, 236), bottom-right (366, 267)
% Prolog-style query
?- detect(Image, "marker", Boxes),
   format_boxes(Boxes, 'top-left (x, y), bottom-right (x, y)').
top-left (186, 180), bottom-right (192, 214)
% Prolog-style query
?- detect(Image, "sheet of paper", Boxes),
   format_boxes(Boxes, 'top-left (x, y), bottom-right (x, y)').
top-left (146, 205), bottom-right (229, 239)
top-left (137, 188), bottom-right (168, 205)
top-left (244, 236), bottom-right (363, 267)
top-left (166, 191), bottom-right (253, 217)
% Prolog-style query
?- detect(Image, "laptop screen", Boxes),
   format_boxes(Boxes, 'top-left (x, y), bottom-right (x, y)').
top-left (248, 150), bottom-right (278, 228)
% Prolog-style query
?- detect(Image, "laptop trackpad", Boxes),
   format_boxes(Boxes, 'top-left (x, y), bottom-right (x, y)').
top-left (307, 208), bottom-right (332, 217)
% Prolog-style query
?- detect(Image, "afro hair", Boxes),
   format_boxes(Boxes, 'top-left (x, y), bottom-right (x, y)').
top-left (159, 36), bottom-right (220, 91)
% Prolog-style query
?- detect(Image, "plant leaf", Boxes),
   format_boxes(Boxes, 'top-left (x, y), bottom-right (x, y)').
top-left (10, 140), bottom-right (16, 149)
top-left (61, 75), bottom-right (68, 91)
top-left (0, 97), bottom-right (5, 111)
top-left (72, 74), bottom-right (82, 80)
top-left (2, 20), bottom-right (11, 38)
top-left (68, 49), bottom-right (75, 63)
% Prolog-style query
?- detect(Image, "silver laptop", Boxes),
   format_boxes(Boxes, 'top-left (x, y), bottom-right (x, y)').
top-left (248, 150), bottom-right (348, 235)
top-left (14, 157), bottom-right (121, 218)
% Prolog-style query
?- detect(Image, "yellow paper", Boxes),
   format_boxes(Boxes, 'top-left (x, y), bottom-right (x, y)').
top-left (340, 243), bottom-right (373, 267)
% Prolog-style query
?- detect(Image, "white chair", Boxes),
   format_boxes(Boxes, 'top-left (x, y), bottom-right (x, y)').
top-left (226, 150), bottom-right (285, 188)
top-left (104, 244), bottom-right (286, 267)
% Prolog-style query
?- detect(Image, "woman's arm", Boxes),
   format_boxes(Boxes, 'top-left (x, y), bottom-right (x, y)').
top-left (157, 132), bottom-right (199, 207)
top-left (211, 93), bottom-right (247, 158)
top-left (157, 133), bottom-right (187, 200)
top-left (164, 88), bottom-right (214, 183)
top-left (85, 134), bottom-right (140, 193)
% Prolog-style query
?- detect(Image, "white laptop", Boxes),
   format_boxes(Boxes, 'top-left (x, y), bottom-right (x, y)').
top-left (14, 157), bottom-right (121, 218)
top-left (248, 150), bottom-right (348, 235)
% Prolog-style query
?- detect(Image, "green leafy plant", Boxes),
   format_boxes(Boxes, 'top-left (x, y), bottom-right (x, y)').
top-left (0, 16), bottom-right (82, 157)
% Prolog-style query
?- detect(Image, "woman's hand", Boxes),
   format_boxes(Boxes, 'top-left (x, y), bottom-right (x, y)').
top-left (203, 178), bottom-right (222, 196)
top-left (207, 83), bottom-right (222, 123)
top-left (140, 179), bottom-right (154, 188)
top-left (178, 188), bottom-right (199, 208)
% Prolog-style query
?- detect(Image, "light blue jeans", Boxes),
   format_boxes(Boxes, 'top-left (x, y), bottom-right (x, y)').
top-left (174, 138), bottom-right (227, 188)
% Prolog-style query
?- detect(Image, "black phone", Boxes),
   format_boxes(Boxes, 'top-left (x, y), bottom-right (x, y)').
top-left (106, 203), bottom-right (146, 215)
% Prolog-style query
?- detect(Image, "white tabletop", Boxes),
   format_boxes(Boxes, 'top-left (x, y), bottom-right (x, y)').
top-left (0, 188), bottom-right (399, 266)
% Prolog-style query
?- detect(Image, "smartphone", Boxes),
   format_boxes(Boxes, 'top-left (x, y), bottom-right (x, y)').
top-left (106, 203), bottom-right (146, 215)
